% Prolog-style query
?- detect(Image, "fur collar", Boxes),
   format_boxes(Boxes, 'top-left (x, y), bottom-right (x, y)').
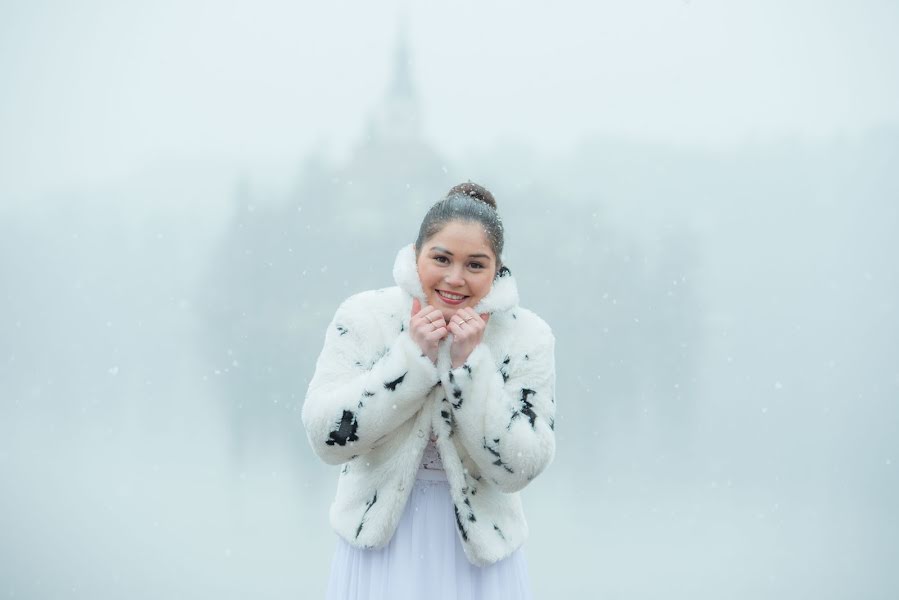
top-left (392, 243), bottom-right (519, 315)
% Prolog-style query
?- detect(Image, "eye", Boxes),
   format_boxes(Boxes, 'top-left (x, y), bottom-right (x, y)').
top-left (468, 262), bottom-right (485, 270)
top-left (433, 256), bottom-right (449, 264)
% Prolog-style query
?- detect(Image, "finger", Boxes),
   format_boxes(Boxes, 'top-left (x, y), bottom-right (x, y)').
top-left (459, 308), bottom-right (483, 327)
top-left (412, 305), bottom-right (439, 327)
top-left (480, 312), bottom-right (490, 324)
top-left (448, 321), bottom-right (466, 338)
top-left (411, 297), bottom-right (420, 317)
top-left (425, 309), bottom-right (445, 326)
top-left (425, 327), bottom-right (448, 341)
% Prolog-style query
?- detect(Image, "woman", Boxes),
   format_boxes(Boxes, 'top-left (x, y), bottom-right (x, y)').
top-left (302, 183), bottom-right (556, 600)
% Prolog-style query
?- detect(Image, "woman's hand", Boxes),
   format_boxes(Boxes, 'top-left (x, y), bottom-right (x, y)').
top-left (447, 307), bottom-right (490, 369)
top-left (410, 298), bottom-right (448, 364)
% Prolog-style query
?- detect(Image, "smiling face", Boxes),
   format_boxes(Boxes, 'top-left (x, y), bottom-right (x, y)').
top-left (415, 220), bottom-right (498, 322)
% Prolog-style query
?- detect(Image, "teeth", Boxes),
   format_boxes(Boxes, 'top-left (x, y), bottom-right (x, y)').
top-left (438, 291), bottom-right (466, 300)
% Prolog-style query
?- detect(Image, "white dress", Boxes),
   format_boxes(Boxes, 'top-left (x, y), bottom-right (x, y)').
top-left (324, 429), bottom-right (533, 600)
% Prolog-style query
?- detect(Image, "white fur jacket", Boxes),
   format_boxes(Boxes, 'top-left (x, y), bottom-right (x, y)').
top-left (302, 243), bottom-right (556, 567)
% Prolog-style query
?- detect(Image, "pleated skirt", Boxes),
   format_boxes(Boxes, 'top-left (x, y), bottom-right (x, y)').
top-left (325, 468), bottom-right (533, 600)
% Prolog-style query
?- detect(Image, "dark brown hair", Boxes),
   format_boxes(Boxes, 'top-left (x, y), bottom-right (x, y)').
top-left (414, 182), bottom-right (505, 273)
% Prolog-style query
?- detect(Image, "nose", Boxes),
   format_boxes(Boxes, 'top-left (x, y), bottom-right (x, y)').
top-left (444, 265), bottom-right (465, 287)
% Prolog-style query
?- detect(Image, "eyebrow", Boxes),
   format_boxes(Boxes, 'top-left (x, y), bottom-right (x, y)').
top-left (429, 246), bottom-right (492, 260)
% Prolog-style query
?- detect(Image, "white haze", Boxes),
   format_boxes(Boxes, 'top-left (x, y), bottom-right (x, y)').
top-left (1, 1), bottom-right (897, 599)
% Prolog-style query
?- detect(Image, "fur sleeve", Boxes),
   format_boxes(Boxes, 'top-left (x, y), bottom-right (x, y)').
top-left (440, 322), bottom-right (556, 493)
top-left (302, 294), bottom-right (439, 465)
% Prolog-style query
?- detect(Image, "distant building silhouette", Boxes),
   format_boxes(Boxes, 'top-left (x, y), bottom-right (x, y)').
top-left (198, 25), bottom-right (454, 462)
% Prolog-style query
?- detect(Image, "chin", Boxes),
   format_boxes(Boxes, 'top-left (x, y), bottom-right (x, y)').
top-left (440, 306), bottom-right (462, 320)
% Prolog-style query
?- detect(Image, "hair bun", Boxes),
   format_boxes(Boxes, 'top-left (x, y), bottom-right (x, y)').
top-left (445, 182), bottom-right (497, 210)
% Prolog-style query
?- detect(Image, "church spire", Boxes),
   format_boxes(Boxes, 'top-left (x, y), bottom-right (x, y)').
top-left (364, 15), bottom-right (421, 145)
top-left (390, 17), bottom-right (415, 102)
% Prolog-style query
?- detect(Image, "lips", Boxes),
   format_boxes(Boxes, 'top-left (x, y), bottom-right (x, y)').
top-left (435, 290), bottom-right (469, 305)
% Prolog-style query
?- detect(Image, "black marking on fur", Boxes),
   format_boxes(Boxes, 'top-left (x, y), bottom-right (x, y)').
top-left (483, 437), bottom-right (514, 474)
top-left (520, 388), bottom-right (538, 427)
top-left (440, 409), bottom-right (456, 436)
top-left (384, 372), bottom-right (407, 391)
top-left (497, 266), bottom-right (512, 278)
top-left (326, 410), bottom-right (359, 446)
top-left (448, 370), bottom-right (455, 383)
top-left (462, 363), bottom-right (472, 377)
top-left (508, 388), bottom-right (538, 430)
top-left (463, 497), bottom-right (477, 522)
top-left (358, 389), bottom-right (375, 409)
top-left (336, 324), bottom-right (348, 336)
top-left (524, 354), bottom-right (529, 360)
top-left (454, 505), bottom-right (469, 541)
top-left (341, 463), bottom-right (349, 474)
top-left (549, 417), bottom-right (555, 431)
top-left (354, 491), bottom-right (378, 539)
top-left (451, 387), bottom-right (464, 409)
top-left (512, 313), bottom-right (518, 319)
top-left (399, 323), bottom-right (405, 333)
top-left (493, 524), bottom-right (506, 540)
top-left (498, 355), bottom-right (511, 383)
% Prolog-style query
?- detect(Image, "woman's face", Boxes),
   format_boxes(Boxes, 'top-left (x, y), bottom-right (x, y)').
top-left (415, 220), bottom-right (497, 322)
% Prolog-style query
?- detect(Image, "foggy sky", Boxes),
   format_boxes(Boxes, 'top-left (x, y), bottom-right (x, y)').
top-left (2, 0), bottom-right (899, 203)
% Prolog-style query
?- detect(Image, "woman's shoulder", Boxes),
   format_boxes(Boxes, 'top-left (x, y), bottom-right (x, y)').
top-left (493, 305), bottom-right (554, 344)
top-left (335, 286), bottom-right (406, 320)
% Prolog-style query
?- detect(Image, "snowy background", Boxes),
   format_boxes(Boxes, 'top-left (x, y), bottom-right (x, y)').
top-left (2, 1), bottom-right (898, 598)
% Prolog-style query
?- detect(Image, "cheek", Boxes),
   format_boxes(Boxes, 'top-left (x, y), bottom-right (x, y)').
top-left (416, 263), bottom-right (434, 288)
top-left (417, 267), bottom-right (443, 297)
top-left (470, 276), bottom-right (493, 301)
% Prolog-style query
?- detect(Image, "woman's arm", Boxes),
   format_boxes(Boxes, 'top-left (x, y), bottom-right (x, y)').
top-left (440, 320), bottom-right (556, 493)
top-left (302, 293), bottom-right (439, 465)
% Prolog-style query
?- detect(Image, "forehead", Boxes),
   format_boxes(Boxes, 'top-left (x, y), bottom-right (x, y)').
top-left (426, 221), bottom-right (494, 256)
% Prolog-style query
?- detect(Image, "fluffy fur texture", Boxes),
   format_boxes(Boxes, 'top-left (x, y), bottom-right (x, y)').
top-left (302, 243), bottom-right (556, 567)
